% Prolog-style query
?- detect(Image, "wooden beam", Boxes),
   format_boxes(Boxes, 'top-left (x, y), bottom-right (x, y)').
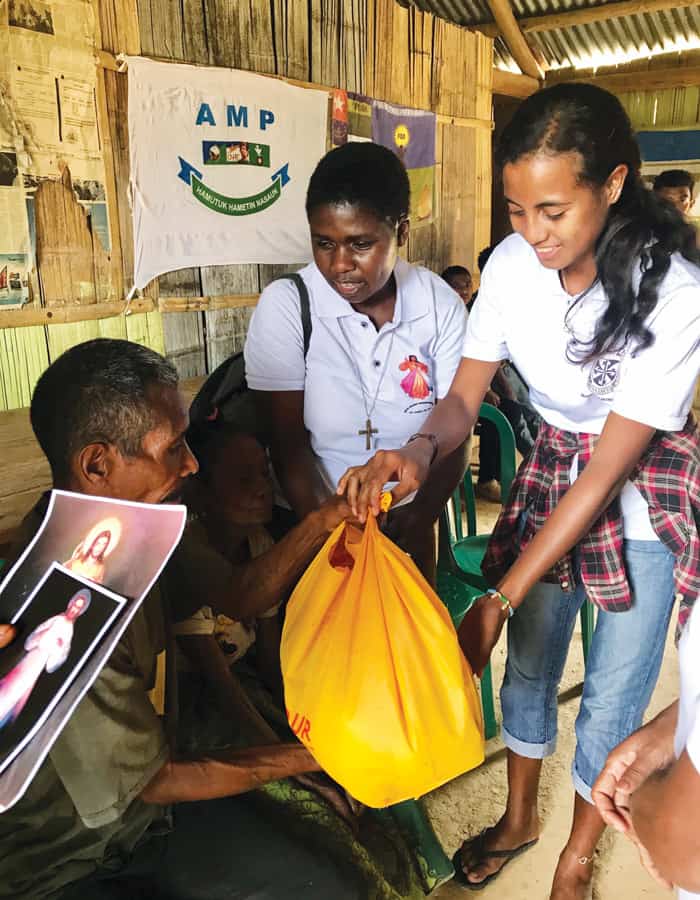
top-left (480, 0), bottom-right (698, 38)
top-left (546, 64), bottom-right (700, 94)
top-left (0, 299), bottom-right (155, 328)
top-left (493, 67), bottom-right (539, 98)
top-left (158, 294), bottom-right (260, 313)
top-left (485, 0), bottom-right (543, 80)
top-left (95, 50), bottom-right (493, 130)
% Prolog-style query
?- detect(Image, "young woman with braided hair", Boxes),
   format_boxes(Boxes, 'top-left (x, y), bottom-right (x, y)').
top-left (339, 83), bottom-right (700, 898)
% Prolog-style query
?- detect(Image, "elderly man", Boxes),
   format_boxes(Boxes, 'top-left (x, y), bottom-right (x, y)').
top-left (0, 339), bottom-right (360, 900)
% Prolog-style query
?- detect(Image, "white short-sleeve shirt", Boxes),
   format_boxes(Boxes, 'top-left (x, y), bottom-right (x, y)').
top-left (245, 257), bottom-right (467, 489)
top-left (676, 607), bottom-right (700, 900)
top-left (463, 233), bottom-right (700, 538)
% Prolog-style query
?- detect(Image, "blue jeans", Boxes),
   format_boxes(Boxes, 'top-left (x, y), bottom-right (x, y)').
top-left (500, 539), bottom-right (675, 803)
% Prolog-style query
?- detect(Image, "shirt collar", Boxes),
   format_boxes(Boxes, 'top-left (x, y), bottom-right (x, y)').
top-left (311, 257), bottom-right (431, 324)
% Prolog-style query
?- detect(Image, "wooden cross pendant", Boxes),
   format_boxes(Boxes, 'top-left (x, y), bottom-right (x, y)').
top-left (358, 417), bottom-right (378, 450)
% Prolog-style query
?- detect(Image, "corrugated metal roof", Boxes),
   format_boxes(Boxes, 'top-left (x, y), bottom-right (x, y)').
top-left (406, 0), bottom-right (700, 73)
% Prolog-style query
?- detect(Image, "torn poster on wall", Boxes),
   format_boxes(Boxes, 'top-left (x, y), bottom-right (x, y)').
top-left (0, 0), bottom-right (110, 303)
top-left (127, 56), bottom-right (328, 289)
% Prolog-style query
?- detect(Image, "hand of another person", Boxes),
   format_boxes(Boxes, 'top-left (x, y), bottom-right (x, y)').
top-left (337, 443), bottom-right (432, 522)
top-left (592, 704), bottom-right (678, 836)
top-left (456, 593), bottom-right (508, 677)
top-left (0, 624), bottom-right (15, 649)
top-left (484, 389), bottom-right (501, 407)
top-left (317, 496), bottom-right (362, 533)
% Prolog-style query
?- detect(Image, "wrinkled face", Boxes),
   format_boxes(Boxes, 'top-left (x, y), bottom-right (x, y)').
top-left (308, 202), bottom-right (408, 306)
top-left (445, 273), bottom-right (473, 305)
top-left (503, 151), bottom-right (621, 280)
top-left (208, 434), bottom-right (274, 526)
top-left (656, 185), bottom-right (694, 217)
top-left (108, 385), bottom-right (199, 504)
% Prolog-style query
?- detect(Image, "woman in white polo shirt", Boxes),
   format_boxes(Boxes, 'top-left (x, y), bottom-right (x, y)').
top-left (339, 84), bottom-right (700, 898)
top-left (245, 141), bottom-right (467, 583)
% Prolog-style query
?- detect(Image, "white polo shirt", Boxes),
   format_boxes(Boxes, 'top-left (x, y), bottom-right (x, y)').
top-left (463, 233), bottom-right (700, 539)
top-left (245, 257), bottom-right (467, 489)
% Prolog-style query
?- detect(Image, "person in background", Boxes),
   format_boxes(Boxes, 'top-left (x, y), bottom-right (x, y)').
top-left (653, 169), bottom-right (695, 218)
top-left (440, 265), bottom-right (473, 307)
top-left (443, 257), bottom-right (539, 503)
top-left (593, 602), bottom-right (700, 897)
top-left (338, 83), bottom-right (700, 898)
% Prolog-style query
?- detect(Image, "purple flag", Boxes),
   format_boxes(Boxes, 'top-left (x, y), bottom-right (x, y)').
top-left (371, 100), bottom-right (436, 169)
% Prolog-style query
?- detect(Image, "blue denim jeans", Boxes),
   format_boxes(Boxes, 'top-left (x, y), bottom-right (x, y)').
top-left (500, 539), bottom-right (676, 803)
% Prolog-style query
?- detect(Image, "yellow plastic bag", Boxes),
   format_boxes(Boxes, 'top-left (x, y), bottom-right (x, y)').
top-left (281, 502), bottom-right (484, 808)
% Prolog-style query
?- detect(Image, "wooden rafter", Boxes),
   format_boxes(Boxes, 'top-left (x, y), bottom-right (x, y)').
top-left (493, 67), bottom-right (539, 98)
top-left (478, 0), bottom-right (698, 39)
top-left (546, 63), bottom-right (700, 94)
top-left (485, 0), bottom-right (543, 80)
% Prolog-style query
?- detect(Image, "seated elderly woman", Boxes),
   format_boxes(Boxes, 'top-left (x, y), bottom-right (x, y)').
top-left (161, 417), bottom-right (430, 899)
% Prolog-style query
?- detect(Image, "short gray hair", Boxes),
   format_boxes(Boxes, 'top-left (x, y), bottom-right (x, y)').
top-left (31, 338), bottom-right (178, 480)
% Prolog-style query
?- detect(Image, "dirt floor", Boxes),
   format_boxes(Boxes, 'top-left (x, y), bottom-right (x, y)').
top-left (429, 497), bottom-right (679, 900)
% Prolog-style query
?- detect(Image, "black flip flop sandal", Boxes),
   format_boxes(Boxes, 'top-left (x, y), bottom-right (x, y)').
top-left (452, 827), bottom-right (539, 891)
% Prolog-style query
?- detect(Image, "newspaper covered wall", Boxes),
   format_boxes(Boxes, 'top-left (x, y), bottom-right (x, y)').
top-left (0, 0), bottom-right (109, 308)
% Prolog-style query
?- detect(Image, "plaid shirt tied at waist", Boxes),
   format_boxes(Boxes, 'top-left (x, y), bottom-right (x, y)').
top-left (482, 415), bottom-right (700, 632)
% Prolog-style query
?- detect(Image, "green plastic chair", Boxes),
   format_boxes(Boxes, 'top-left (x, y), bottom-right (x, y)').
top-left (437, 403), bottom-right (596, 743)
top-left (437, 403), bottom-right (516, 740)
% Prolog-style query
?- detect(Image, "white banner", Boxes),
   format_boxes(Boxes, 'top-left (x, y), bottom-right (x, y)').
top-left (127, 57), bottom-right (328, 289)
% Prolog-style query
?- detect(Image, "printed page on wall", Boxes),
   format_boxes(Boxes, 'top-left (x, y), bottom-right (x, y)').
top-left (0, 0), bottom-right (110, 307)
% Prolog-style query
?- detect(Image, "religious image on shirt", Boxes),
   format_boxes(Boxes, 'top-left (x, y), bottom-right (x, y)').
top-left (399, 355), bottom-right (432, 400)
top-left (0, 563), bottom-right (125, 775)
top-left (0, 490), bottom-right (186, 621)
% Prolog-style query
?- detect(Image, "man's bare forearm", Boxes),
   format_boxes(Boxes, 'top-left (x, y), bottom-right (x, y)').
top-left (141, 744), bottom-right (319, 805)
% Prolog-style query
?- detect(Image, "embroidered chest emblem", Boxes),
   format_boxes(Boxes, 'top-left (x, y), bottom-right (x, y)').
top-left (399, 355), bottom-right (432, 399)
top-left (588, 356), bottom-right (622, 396)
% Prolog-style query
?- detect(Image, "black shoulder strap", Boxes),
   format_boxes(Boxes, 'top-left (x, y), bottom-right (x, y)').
top-left (277, 273), bottom-right (312, 359)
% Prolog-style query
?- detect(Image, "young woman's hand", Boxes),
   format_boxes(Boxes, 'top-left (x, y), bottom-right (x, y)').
top-left (456, 594), bottom-right (509, 677)
top-left (0, 625), bottom-right (15, 649)
top-left (337, 442), bottom-right (433, 521)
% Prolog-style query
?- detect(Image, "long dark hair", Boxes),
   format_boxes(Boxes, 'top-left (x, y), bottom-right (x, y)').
top-left (497, 83), bottom-right (700, 362)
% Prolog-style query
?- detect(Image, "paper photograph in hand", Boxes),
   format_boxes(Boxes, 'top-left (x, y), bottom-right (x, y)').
top-left (0, 491), bottom-right (186, 620)
top-left (0, 564), bottom-right (125, 773)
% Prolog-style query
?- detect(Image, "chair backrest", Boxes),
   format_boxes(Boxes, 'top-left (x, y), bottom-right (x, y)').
top-left (443, 402), bottom-right (517, 545)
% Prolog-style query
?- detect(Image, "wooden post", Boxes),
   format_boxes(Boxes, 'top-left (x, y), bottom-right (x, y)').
top-left (485, 0), bottom-right (543, 81)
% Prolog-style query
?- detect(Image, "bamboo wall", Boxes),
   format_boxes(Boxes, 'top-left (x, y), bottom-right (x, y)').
top-left (0, 0), bottom-right (494, 400)
top-left (619, 85), bottom-right (700, 130)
